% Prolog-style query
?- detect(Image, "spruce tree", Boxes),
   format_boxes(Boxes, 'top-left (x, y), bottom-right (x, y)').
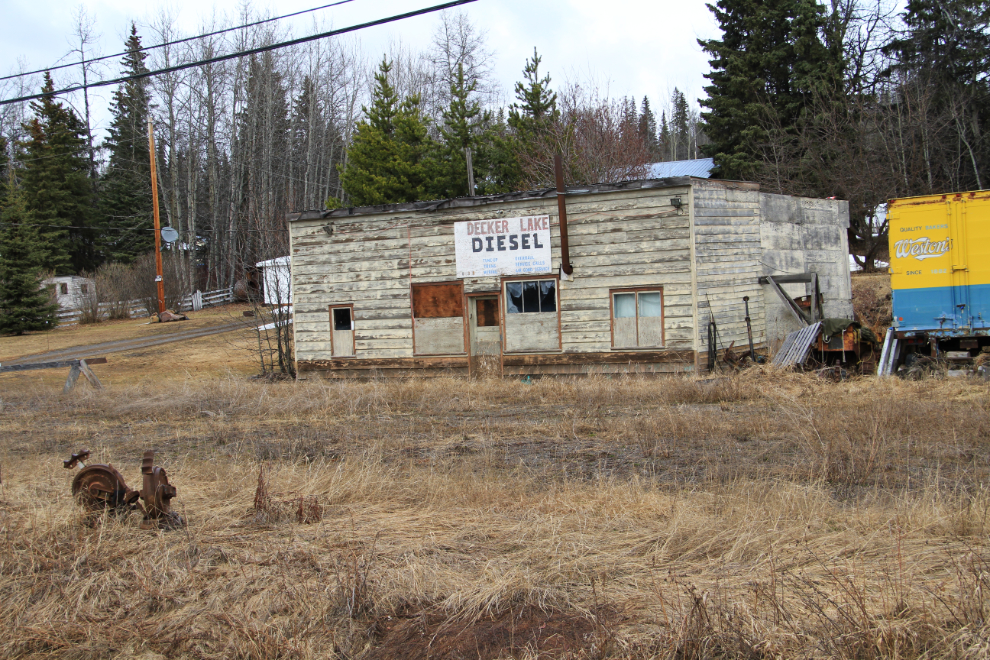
top-left (437, 63), bottom-right (495, 197)
top-left (671, 89), bottom-right (691, 160)
top-left (0, 192), bottom-right (58, 335)
top-left (698, 0), bottom-right (841, 179)
top-left (18, 73), bottom-right (95, 274)
top-left (340, 59), bottom-right (437, 206)
top-left (658, 111), bottom-right (672, 162)
top-left (99, 24), bottom-right (154, 263)
top-left (638, 97), bottom-right (659, 159)
top-left (507, 48), bottom-right (558, 138)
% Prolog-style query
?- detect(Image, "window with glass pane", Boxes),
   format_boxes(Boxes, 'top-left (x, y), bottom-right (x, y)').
top-left (611, 289), bottom-right (663, 348)
top-left (506, 280), bottom-right (556, 313)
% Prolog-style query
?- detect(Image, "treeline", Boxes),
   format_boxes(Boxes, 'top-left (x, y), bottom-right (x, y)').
top-left (701, 0), bottom-right (990, 268)
top-left (0, 9), bottom-right (703, 294)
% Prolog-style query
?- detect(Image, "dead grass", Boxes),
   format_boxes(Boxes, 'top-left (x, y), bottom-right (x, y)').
top-left (0, 370), bottom-right (988, 658)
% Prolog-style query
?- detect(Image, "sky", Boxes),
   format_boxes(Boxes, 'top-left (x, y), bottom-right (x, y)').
top-left (1, 0), bottom-right (721, 138)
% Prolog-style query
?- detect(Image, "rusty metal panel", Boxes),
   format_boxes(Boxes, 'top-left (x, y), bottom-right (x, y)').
top-left (413, 284), bottom-right (463, 318)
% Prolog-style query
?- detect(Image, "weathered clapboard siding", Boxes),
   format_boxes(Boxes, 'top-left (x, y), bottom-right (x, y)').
top-left (288, 178), bottom-right (850, 375)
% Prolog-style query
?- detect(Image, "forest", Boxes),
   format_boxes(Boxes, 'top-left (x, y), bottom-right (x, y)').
top-left (0, 0), bottom-right (988, 312)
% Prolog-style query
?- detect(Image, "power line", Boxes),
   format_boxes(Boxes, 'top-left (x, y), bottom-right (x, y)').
top-left (0, 0), bottom-right (478, 107)
top-left (0, 0), bottom-right (359, 83)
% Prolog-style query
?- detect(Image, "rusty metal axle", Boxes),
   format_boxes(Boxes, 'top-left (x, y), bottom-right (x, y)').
top-left (63, 448), bottom-right (183, 530)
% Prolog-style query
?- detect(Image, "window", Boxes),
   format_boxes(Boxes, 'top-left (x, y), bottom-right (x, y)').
top-left (333, 307), bottom-right (352, 331)
top-left (611, 289), bottom-right (664, 348)
top-left (506, 280), bottom-right (556, 314)
top-left (476, 298), bottom-right (499, 327)
top-left (412, 282), bottom-right (465, 355)
top-left (503, 278), bottom-right (560, 352)
top-left (59, 283), bottom-right (68, 295)
top-left (79, 283), bottom-right (89, 294)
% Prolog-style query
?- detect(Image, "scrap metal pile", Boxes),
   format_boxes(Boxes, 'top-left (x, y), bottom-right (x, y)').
top-left (63, 449), bottom-right (184, 530)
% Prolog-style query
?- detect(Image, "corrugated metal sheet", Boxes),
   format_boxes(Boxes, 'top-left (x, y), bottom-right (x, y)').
top-left (772, 322), bottom-right (822, 367)
top-left (646, 158), bottom-right (715, 179)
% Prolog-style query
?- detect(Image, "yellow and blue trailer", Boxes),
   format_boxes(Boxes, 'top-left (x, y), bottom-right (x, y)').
top-left (879, 190), bottom-right (990, 373)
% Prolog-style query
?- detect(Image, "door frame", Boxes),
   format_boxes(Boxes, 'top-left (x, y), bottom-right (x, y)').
top-left (465, 291), bottom-right (503, 378)
top-left (329, 304), bottom-right (356, 357)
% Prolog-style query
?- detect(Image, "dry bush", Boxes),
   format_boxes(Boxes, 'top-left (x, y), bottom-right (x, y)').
top-left (852, 272), bottom-right (893, 335)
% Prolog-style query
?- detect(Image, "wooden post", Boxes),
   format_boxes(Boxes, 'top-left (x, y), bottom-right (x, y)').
top-left (464, 147), bottom-right (475, 195)
top-left (78, 359), bottom-right (103, 390)
top-left (148, 116), bottom-right (166, 315)
top-left (63, 365), bottom-right (81, 393)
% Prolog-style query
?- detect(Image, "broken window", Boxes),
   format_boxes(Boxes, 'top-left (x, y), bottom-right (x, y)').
top-left (506, 280), bottom-right (556, 314)
top-left (79, 283), bottom-right (89, 294)
top-left (503, 279), bottom-right (560, 352)
top-left (412, 283), bottom-right (465, 355)
top-left (59, 283), bottom-right (68, 295)
top-left (612, 289), bottom-right (664, 348)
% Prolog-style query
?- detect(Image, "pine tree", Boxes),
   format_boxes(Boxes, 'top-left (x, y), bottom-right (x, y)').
top-left (638, 97), bottom-right (659, 159)
top-left (340, 59), bottom-right (437, 206)
top-left (98, 24), bottom-right (154, 263)
top-left (0, 191), bottom-right (58, 335)
top-left (0, 137), bottom-right (9, 209)
top-left (437, 63), bottom-right (494, 197)
top-left (507, 48), bottom-right (558, 136)
top-left (698, 0), bottom-right (841, 179)
top-left (671, 89), bottom-right (691, 160)
top-left (18, 72), bottom-right (95, 274)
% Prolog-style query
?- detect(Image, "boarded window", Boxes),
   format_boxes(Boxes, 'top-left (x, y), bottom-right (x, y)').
top-left (612, 289), bottom-right (664, 348)
top-left (413, 283), bottom-right (462, 318)
top-left (412, 283), bottom-right (465, 355)
top-left (503, 279), bottom-right (560, 352)
top-left (477, 298), bottom-right (499, 327)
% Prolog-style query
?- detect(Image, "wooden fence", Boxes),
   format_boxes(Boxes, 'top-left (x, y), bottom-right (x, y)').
top-left (57, 287), bottom-right (236, 326)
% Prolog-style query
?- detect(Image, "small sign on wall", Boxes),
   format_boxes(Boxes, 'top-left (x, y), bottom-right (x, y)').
top-left (454, 215), bottom-right (552, 278)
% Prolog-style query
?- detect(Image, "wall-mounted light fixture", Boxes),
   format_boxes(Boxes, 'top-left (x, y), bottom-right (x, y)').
top-left (670, 197), bottom-right (683, 209)
top-left (321, 224), bottom-right (333, 236)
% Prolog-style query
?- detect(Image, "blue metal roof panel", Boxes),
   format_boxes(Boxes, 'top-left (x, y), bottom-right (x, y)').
top-left (646, 158), bottom-right (714, 179)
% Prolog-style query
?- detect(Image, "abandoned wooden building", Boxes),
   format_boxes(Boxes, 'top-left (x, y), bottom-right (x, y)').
top-left (287, 177), bottom-right (852, 377)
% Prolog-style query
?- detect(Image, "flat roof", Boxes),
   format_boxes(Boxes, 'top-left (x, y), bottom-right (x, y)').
top-left (289, 176), bottom-right (758, 222)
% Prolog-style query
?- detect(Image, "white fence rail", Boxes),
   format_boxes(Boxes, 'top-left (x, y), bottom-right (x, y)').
top-left (57, 287), bottom-right (236, 326)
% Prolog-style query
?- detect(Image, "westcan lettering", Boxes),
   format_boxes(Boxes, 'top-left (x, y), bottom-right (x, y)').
top-left (894, 236), bottom-right (951, 261)
top-left (471, 233), bottom-right (545, 252)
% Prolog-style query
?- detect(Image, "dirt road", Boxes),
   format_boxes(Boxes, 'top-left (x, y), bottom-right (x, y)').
top-left (1, 321), bottom-right (250, 366)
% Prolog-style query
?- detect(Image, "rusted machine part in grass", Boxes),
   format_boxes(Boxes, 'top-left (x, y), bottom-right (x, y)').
top-left (63, 448), bottom-right (183, 529)
top-left (138, 450), bottom-right (183, 530)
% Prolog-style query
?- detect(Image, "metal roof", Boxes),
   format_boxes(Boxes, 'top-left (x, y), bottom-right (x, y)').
top-left (646, 158), bottom-right (715, 179)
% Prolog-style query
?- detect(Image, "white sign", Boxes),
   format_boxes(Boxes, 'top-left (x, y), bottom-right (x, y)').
top-left (454, 215), bottom-right (552, 278)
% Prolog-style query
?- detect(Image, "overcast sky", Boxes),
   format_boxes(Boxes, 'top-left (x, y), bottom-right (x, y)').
top-left (2, 0), bottom-right (720, 138)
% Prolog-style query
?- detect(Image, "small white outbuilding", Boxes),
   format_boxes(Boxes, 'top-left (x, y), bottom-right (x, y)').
top-left (255, 256), bottom-right (292, 307)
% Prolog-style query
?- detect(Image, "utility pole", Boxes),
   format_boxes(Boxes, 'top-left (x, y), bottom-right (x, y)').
top-left (148, 116), bottom-right (165, 315)
top-left (464, 147), bottom-right (475, 195)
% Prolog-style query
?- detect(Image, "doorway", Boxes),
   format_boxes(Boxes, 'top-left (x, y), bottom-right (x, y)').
top-left (468, 295), bottom-right (501, 377)
top-left (330, 306), bottom-right (354, 357)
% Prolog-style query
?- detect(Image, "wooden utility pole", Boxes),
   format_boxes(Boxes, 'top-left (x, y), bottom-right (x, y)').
top-left (464, 147), bottom-right (475, 195)
top-left (148, 116), bottom-right (165, 314)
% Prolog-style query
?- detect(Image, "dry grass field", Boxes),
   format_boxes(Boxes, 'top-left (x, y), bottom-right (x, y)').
top-left (0, 364), bottom-right (988, 658)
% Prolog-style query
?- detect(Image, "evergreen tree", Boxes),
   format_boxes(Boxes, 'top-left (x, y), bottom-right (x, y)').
top-left (0, 191), bottom-right (58, 335)
top-left (507, 48), bottom-right (559, 137)
top-left (698, 0), bottom-right (842, 179)
top-left (671, 88), bottom-right (691, 160)
top-left (0, 137), bottom-right (9, 209)
top-left (99, 24), bottom-right (154, 263)
top-left (340, 59), bottom-right (437, 206)
top-left (18, 72), bottom-right (94, 274)
top-left (437, 63), bottom-right (495, 197)
top-left (638, 97), bottom-right (659, 159)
